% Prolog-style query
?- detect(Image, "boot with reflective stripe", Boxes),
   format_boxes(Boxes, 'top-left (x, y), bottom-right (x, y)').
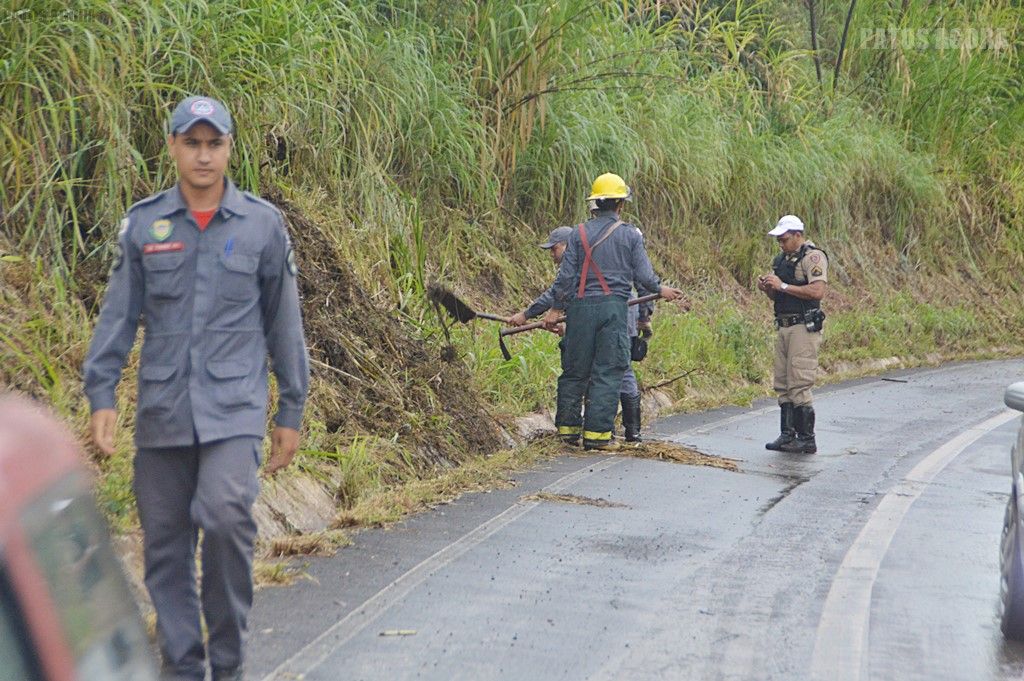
top-left (765, 402), bottom-right (796, 451)
top-left (780, 404), bottom-right (816, 454)
top-left (583, 430), bottom-right (619, 451)
top-left (621, 393), bottom-right (642, 443)
top-left (557, 425), bottom-right (581, 446)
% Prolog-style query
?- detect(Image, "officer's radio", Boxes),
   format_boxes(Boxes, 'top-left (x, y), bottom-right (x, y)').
top-left (803, 308), bottom-right (826, 332)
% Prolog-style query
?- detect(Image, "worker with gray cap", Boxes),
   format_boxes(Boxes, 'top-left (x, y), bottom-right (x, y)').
top-left (509, 224), bottom-right (656, 442)
top-left (84, 94), bottom-right (310, 681)
top-left (508, 225), bottom-right (575, 327)
top-left (757, 214), bottom-right (828, 454)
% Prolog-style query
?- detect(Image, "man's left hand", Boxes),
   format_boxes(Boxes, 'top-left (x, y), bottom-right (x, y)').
top-left (265, 426), bottom-right (301, 475)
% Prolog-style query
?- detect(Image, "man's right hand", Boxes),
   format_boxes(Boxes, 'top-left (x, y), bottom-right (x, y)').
top-left (508, 311), bottom-right (528, 327)
top-left (542, 308), bottom-right (563, 332)
top-left (91, 409), bottom-right (118, 457)
top-left (659, 285), bottom-right (684, 301)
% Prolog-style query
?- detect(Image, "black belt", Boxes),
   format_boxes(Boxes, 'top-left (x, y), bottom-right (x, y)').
top-left (775, 314), bottom-right (803, 328)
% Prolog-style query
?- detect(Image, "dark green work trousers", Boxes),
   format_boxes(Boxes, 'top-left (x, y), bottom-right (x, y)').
top-left (556, 296), bottom-right (630, 443)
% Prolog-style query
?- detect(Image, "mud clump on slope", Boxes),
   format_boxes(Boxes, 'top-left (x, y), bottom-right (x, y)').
top-left (271, 191), bottom-right (505, 468)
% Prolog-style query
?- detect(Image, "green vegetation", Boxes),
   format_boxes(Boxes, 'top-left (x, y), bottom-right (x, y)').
top-left (1, 0), bottom-right (1022, 530)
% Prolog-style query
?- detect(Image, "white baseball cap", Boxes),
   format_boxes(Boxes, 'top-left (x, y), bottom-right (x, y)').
top-left (767, 214), bottom-right (805, 236)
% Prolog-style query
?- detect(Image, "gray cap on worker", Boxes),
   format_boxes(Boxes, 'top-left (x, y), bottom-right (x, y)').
top-left (170, 95), bottom-right (233, 135)
top-left (540, 225), bottom-right (573, 249)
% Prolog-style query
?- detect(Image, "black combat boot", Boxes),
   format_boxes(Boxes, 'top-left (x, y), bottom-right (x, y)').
top-left (621, 393), bottom-right (642, 443)
top-left (781, 404), bottom-right (817, 454)
top-left (765, 402), bottom-right (796, 451)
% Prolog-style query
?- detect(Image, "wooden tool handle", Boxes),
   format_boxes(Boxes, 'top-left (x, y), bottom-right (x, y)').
top-left (499, 293), bottom-right (661, 337)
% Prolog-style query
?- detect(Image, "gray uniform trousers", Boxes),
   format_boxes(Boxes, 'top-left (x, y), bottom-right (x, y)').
top-left (134, 436), bottom-right (261, 679)
top-left (619, 298), bottom-right (641, 398)
top-left (620, 363), bottom-right (639, 397)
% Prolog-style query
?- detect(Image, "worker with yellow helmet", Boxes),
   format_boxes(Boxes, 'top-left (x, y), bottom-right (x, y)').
top-left (542, 173), bottom-right (683, 450)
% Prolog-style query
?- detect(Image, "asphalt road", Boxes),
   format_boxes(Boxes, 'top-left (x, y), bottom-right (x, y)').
top-left (250, 359), bottom-right (1024, 681)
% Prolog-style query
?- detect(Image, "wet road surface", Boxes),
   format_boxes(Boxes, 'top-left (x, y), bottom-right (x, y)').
top-left (250, 360), bottom-right (1024, 680)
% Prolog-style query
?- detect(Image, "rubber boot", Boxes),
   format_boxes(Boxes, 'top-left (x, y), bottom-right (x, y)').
top-left (583, 438), bottom-right (620, 452)
top-left (781, 404), bottom-right (817, 454)
top-left (621, 393), bottom-right (642, 443)
top-left (765, 402), bottom-right (796, 451)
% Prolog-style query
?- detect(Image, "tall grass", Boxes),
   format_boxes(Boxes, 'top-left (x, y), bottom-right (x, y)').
top-left (2, 1), bottom-right (1023, 528)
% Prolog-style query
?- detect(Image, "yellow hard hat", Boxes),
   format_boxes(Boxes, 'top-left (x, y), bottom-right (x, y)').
top-left (586, 173), bottom-right (632, 202)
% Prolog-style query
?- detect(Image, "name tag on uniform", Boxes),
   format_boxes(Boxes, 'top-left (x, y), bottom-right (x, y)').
top-left (143, 241), bottom-right (185, 255)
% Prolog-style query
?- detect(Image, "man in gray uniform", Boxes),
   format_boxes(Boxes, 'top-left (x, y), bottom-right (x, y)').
top-left (509, 225), bottom-right (655, 442)
top-left (84, 95), bottom-right (310, 681)
top-left (542, 173), bottom-right (682, 450)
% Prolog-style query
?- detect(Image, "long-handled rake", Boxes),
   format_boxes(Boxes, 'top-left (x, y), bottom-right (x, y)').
top-left (427, 282), bottom-right (511, 361)
top-left (427, 283), bottom-right (509, 324)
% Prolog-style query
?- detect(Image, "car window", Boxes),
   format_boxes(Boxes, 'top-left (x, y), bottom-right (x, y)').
top-left (18, 472), bottom-right (157, 681)
top-left (0, 567), bottom-right (41, 681)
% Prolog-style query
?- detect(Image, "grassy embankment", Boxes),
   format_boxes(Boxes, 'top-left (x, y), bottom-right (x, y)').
top-left (1, 0), bottom-right (1022, 535)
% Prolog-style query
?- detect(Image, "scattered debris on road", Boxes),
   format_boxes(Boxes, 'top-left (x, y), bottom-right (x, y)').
top-left (522, 492), bottom-right (629, 508)
top-left (616, 441), bottom-right (740, 471)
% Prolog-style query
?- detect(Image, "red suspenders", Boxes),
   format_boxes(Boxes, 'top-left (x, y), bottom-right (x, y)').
top-left (577, 220), bottom-right (623, 298)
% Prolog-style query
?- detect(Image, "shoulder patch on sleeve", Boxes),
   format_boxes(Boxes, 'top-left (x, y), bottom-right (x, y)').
top-left (286, 247), bottom-right (298, 276)
top-left (109, 242), bottom-right (124, 274)
top-left (811, 266), bottom-right (823, 277)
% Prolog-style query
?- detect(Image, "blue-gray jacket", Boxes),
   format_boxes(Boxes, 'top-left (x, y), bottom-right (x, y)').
top-left (551, 210), bottom-right (661, 307)
top-left (83, 180), bottom-right (310, 448)
top-left (525, 223), bottom-right (656, 331)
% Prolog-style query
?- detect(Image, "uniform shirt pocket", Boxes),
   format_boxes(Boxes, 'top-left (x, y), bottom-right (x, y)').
top-left (218, 253), bottom-right (259, 302)
top-left (207, 359), bottom-right (256, 410)
top-left (143, 253), bottom-right (187, 299)
top-left (137, 363), bottom-right (177, 415)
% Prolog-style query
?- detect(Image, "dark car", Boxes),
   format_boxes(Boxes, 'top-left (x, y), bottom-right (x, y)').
top-left (0, 394), bottom-right (157, 680)
top-left (1001, 382), bottom-right (1024, 640)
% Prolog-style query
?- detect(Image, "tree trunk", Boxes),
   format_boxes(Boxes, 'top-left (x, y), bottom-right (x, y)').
top-left (833, 0), bottom-right (858, 91)
top-left (808, 0), bottom-right (823, 85)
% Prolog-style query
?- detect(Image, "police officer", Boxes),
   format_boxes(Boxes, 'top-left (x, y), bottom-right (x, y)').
top-left (509, 226), bottom-right (655, 443)
top-left (84, 95), bottom-right (310, 681)
top-left (757, 214), bottom-right (827, 454)
top-left (541, 173), bottom-right (682, 450)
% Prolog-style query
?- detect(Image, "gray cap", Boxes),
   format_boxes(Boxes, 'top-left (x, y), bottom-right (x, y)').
top-left (540, 225), bottom-right (573, 249)
top-left (170, 95), bottom-right (233, 135)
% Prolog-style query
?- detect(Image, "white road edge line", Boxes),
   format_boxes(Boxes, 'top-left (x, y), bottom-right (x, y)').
top-left (809, 408), bottom-right (1018, 681)
top-left (259, 456), bottom-right (624, 681)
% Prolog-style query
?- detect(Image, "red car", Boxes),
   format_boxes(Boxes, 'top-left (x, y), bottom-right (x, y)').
top-left (0, 394), bottom-right (157, 680)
